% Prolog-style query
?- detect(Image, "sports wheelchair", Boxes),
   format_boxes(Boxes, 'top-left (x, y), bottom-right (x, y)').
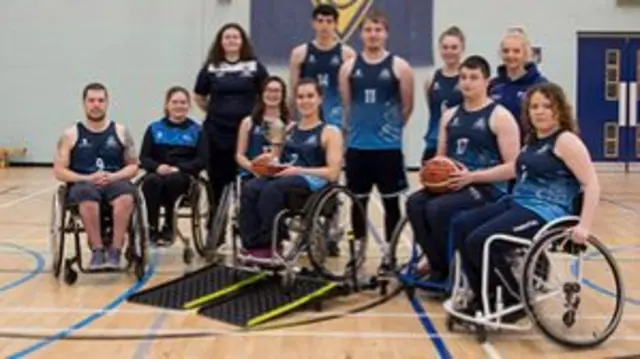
top-left (49, 183), bottom-right (149, 285)
top-left (203, 176), bottom-right (390, 294)
top-left (442, 214), bottom-right (625, 348)
top-left (134, 172), bottom-right (211, 264)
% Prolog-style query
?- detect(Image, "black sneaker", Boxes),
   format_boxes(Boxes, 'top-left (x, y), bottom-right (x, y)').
top-left (160, 225), bottom-right (175, 246)
top-left (327, 241), bottom-right (340, 257)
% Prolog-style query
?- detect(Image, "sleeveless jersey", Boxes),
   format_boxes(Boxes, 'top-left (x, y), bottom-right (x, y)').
top-left (299, 42), bottom-right (343, 127)
top-left (70, 121), bottom-right (125, 175)
top-left (445, 102), bottom-right (507, 193)
top-left (282, 122), bottom-right (328, 191)
top-left (347, 53), bottom-right (403, 150)
top-left (512, 131), bottom-right (581, 221)
top-left (425, 69), bottom-right (462, 149)
top-left (240, 117), bottom-right (285, 177)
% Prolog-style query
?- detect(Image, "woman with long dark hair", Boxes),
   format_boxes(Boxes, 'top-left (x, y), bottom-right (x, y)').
top-left (193, 23), bottom-right (269, 224)
top-left (236, 76), bottom-right (291, 178)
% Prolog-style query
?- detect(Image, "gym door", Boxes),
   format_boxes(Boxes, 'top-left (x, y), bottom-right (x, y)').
top-left (577, 33), bottom-right (640, 171)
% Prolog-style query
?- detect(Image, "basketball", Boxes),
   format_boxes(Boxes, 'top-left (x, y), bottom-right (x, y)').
top-left (420, 156), bottom-right (462, 193)
top-left (251, 153), bottom-right (286, 177)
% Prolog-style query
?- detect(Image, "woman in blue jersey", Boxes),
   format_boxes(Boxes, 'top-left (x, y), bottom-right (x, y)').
top-left (423, 26), bottom-right (465, 161)
top-left (489, 28), bottom-right (546, 135)
top-left (452, 82), bottom-right (599, 320)
top-left (238, 78), bottom-right (344, 259)
top-left (236, 76), bottom-right (291, 179)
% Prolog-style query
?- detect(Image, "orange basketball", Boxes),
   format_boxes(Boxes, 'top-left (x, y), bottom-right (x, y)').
top-left (420, 156), bottom-right (462, 193)
top-left (250, 153), bottom-right (285, 177)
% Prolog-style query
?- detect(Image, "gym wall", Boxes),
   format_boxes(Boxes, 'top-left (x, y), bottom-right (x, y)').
top-left (1, 0), bottom-right (639, 166)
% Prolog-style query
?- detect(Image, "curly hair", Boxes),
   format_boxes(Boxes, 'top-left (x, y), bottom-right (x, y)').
top-left (520, 82), bottom-right (579, 144)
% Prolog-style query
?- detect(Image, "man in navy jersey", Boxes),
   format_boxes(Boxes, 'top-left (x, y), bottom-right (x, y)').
top-left (53, 83), bottom-right (139, 270)
top-left (338, 9), bottom-right (414, 245)
top-left (289, 4), bottom-right (356, 128)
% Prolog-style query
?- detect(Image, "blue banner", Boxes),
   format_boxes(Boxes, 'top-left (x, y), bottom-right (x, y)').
top-left (250, 0), bottom-right (434, 67)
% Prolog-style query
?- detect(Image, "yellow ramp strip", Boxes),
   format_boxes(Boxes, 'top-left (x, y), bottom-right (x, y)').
top-left (246, 282), bottom-right (339, 328)
top-left (182, 272), bottom-right (268, 310)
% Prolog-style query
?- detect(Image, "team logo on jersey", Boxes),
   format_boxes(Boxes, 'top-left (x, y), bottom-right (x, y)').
top-left (311, 0), bottom-right (374, 41)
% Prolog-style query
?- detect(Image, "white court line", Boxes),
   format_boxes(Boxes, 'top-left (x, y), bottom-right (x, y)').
top-left (0, 326), bottom-right (637, 342)
top-left (482, 342), bottom-right (504, 359)
top-left (0, 184), bottom-right (56, 209)
top-left (0, 307), bottom-right (638, 322)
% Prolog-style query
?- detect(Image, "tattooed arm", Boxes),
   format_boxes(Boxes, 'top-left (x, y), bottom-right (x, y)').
top-left (111, 124), bottom-right (140, 181)
top-left (53, 126), bottom-right (95, 183)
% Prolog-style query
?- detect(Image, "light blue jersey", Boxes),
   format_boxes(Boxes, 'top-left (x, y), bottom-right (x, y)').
top-left (347, 53), bottom-right (403, 150)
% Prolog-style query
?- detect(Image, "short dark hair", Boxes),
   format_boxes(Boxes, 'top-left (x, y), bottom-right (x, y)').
top-left (205, 23), bottom-right (255, 67)
top-left (460, 55), bottom-right (491, 78)
top-left (312, 4), bottom-right (338, 20)
top-left (82, 82), bottom-right (108, 100)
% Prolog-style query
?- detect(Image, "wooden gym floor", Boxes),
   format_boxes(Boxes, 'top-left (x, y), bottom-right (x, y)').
top-left (0, 167), bottom-right (638, 358)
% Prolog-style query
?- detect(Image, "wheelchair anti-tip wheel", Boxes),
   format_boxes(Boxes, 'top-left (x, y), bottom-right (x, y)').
top-left (520, 219), bottom-right (625, 348)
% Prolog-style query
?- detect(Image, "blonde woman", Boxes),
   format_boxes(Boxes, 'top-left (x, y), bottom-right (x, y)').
top-left (489, 27), bottom-right (547, 137)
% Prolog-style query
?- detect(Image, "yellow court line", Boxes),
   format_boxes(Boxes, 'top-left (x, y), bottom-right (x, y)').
top-left (182, 272), bottom-right (269, 310)
top-left (246, 282), bottom-right (339, 328)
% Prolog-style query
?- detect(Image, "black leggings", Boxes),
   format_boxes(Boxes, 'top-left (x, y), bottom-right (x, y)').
top-left (351, 195), bottom-right (401, 243)
top-left (141, 172), bottom-right (191, 229)
top-left (452, 199), bottom-right (544, 304)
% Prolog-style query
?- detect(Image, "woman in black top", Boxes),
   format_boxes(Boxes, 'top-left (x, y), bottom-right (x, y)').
top-left (140, 86), bottom-right (206, 246)
top-left (193, 23), bottom-right (268, 222)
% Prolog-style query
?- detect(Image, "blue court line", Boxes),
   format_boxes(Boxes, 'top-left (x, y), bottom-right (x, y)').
top-left (0, 243), bottom-right (45, 293)
top-left (7, 253), bottom-right (158, 359)
top-left (407, 294), bottom-right (451, 359)
top-left (571, 244), bottom-right (640, 306)
top-left (132, 312), bottom-right (169, 359)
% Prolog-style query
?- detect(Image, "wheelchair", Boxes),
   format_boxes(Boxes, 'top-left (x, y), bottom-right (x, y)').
top-left (442, 214), bottom-right (625, 348)
top-left (387, 215), bottom-right (455, 299)
top-left (49, 183), bottom-right (149, 285)
top-left (134, 172), bottom-right (211, 264)
top-left (203, 176), bottom-right (389, 294)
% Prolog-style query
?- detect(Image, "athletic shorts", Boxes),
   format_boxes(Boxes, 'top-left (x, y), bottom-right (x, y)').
top-left (345, 148), bottom-right (408, 197)
top-left (67, 179), bottom-right (135, 205)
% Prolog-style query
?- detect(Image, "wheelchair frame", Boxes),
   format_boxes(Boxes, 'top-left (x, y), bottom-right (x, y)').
top-left (49, 183), bottom-right (149, 285)
top-left (134, 172), bottom-right (212, 264)
top-left (205, 176), bottom-right (390, 294)
top-left (442, 215), bottom-right (625, 347)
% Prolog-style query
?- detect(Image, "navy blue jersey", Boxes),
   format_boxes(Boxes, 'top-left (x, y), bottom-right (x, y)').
top-left (445, 102), bottom-right (507, 193)
top-left (425, 69), bottom-right (462, 150)
top-left (489, 62), bottom-right (546, 132)
top-left (512, 131), bottom-right (581, 221)
top-left (139, 117), bottom-right (205, 176)
top-left (347, 53), bottom-right (403, 150)
top-left (194, 59), bottom-right (269, 148)
top-left (282, 122), bottom-right (329, 191)
top-left (299, 42), bottom-right (343, 127)
top-left (70, 121), bottom-right (125, 175)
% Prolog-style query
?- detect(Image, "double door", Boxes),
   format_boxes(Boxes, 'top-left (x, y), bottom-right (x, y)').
top-left (577, 33), bottom-right (640, 171)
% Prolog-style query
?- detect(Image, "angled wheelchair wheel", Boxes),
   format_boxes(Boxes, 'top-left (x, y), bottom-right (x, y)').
top-left (204, 183), bottom-right (233, 261)
top-left (127, 192), bottom-right (149, 280)
top-left (521, 219), bottom-right (625, 348)
top-left (305, 185), bottom-right (368, 282)
top-left (49, 187), bottom-right (66, 278)
top-left (189, 177), bottom-right (212, 258)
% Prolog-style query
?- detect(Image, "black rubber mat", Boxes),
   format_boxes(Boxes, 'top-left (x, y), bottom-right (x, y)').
top-left (127, 265), bottom-right (261, 309)
top-left (197, 275), bottom-right (341, 327)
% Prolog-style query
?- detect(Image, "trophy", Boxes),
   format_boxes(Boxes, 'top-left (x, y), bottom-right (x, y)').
top-left (260, 118), bottom-right (286, 153)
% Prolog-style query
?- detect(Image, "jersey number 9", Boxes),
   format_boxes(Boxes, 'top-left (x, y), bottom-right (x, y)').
top-left (364, 89), bottom-right (376, 104)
